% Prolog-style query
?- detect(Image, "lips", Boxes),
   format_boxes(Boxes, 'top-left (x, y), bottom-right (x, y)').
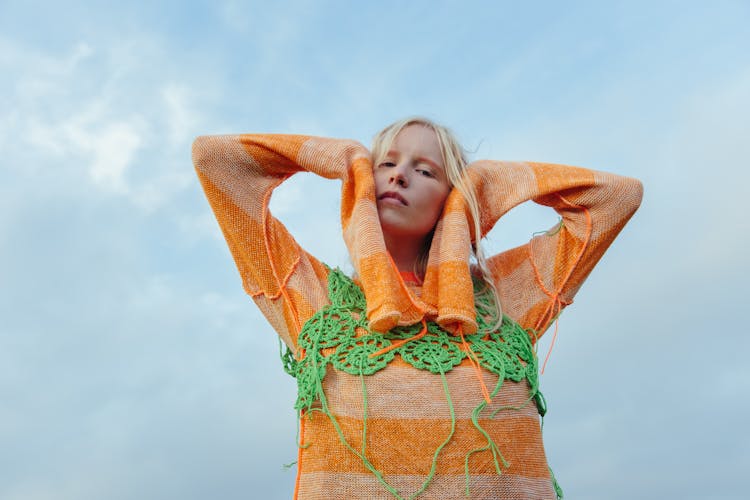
top-left (378, 191), bottom-right (409, 206)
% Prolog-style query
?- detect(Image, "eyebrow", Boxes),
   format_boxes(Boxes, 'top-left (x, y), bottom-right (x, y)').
top-left (416, 156), bottom-right (442, 171)
top-left (385, 150), bottom-right (443, 171)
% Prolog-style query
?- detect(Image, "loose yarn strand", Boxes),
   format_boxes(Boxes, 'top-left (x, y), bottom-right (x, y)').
top-left (261, 181), bottom-right (303, 334)
top-left (464, 376), bottom-right (509, 496)
top-left (292, 411), bottom-right (306, 500)
top-left (359, 367), bottom-right (368, 457)
top-left (369, 319), bottom-right (428, 358)
top-left (315, 354), bottom-right (404, 498)
top-left (527, 194), bottom-right (592, 371)
top-left (540, 305), bottom-right (562, 374)
top-left (407, 359), bottom-right (457, 499)
top-left (458, 325), bottom-right (492, 404)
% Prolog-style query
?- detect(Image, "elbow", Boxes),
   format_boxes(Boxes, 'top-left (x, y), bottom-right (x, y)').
top-left (602, 172), bottom-right (643, 216)
top-left (625, 177), bottom-right (644, 215)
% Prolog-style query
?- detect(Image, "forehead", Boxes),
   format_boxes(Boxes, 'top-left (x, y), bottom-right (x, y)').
top-left (390, 125), bottom-right (443, 166)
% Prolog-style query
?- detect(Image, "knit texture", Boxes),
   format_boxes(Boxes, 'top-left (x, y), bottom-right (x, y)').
top-left (192, 133), bottom-right (643, 499)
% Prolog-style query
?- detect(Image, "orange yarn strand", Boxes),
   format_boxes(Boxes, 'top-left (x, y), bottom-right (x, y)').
top-left (262, 180), bottom-right (302, 334)
top-left (368, 319), bottom-right (428, 358)
top-left (540, 301), bottom-right (562, 374)
top-left (458, 325), bottom-right (492, 404)
top-left (528, 194), bottom-right (592, 371)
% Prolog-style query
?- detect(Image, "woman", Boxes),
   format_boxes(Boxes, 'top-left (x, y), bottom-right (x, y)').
top-left (192, 117), bottom-right (642, 499)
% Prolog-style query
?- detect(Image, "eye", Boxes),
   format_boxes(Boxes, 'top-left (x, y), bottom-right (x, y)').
top-left (416, 168), bottom-right (435, 178)
top-left (379, 161), bottom-right (396, 168)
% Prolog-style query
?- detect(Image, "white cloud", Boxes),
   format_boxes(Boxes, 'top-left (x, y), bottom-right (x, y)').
top-left (162, 83), bottom-right (198, 147)
top-left (2, 36), bottom-right (213, 212)
top-left (25, 104), bottom-right (147, 194)
top-left (84, 120), bottom-right (145, 192)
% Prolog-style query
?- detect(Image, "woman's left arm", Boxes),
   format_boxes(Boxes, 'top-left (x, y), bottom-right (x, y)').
top-left (469, 161), bottom-right (643, 335)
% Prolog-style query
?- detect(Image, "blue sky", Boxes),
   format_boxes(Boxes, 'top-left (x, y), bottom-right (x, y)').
top-left (1, 1), bottom-right (748, 499)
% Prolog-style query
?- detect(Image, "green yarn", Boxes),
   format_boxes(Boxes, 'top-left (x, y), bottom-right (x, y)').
top-left (473, 279), bottom-right (503, 331)
top-left (297, 308), bottom-right (359, 350)
top-left (533, 218), bottom-right (564, 238)
top-left (282, 267), bottom-right (558, 498)
top-left (399, 329), bottom-right (464, 374)
top-left (293, 350), bottom-right (328, 411)
top-left (327, 265), bottom-right (366, 311)
top-left (278, 338), bottom-right (298, 377)
top-left (550, 465), bottom-right (564, 499)
top-left (409, 365), bottom-right (456, 499)
top-left (385, 321), bottom-right (424, 340)
top-left (359, 370), bottom-right (368, 457)
top-left (332, 335), bottom-right (395, 375)
top-left (464, 376), bottom-right (510, 496)
top-left (290, 268), bottom-right (540, 393)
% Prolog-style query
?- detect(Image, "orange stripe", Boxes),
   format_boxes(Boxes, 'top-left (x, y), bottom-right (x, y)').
top-left (300, 414), bottom-right (549, 477)
top-left (239, 134), bottom-right (308, 170)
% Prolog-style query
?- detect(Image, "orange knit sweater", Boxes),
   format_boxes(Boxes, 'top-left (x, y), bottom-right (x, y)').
top-left (192, 133), bottom-right (642, 499)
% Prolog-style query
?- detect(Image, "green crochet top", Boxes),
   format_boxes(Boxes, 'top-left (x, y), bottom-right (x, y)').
top-left (280, 268), bottom-right (560, 499)
top-left (283, 268), bottom-right (544, 413)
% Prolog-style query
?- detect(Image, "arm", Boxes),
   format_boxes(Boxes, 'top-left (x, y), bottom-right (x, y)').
top-left (192, 134), bottom-right (370, 349)
top-left (469, 161), bottom-right (643, 335)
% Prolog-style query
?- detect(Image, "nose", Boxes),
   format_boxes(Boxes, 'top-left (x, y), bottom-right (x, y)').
top-left (389, 164), bottom-right (408, 187)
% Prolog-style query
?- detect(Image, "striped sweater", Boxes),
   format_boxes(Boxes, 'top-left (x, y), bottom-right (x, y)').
top-left (192, 133), bottom-right (642, 499)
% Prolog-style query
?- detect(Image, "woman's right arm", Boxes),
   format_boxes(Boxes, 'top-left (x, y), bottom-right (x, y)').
top-left (192, 134), bottom-right (369, 349)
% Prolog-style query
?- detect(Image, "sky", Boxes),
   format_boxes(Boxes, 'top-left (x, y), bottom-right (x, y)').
top-left (1, 1), bottom-right (748, 499)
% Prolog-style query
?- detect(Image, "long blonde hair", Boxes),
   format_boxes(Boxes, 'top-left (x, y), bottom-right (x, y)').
top-left (371, 117), bottom-right (503, 326)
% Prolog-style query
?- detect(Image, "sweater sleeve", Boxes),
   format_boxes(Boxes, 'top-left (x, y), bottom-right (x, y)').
top-left (191, 134), bottom-right (370, 349)
top-left (470, 161), bottom-right (643, 335)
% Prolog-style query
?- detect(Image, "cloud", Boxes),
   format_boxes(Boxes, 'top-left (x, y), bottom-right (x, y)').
top-left (88, 121), bottom-right (144, 191)
top-left (162, 83), bottom-right (198, 147)
top-left (2, 35), bottom-right (210, 213)
top-left (29, 109), bottom-right (147, 193)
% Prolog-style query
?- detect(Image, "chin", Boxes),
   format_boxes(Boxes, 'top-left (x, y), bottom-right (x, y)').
top-left (380, 223), bottom-right (430, 242)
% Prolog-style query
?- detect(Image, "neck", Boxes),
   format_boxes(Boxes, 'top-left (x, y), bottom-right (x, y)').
top-left (383, 232), bottom-right (426, 275)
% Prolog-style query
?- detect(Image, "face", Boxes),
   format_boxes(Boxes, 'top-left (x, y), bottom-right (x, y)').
top-left (374, 124), bottom-right (452, 244)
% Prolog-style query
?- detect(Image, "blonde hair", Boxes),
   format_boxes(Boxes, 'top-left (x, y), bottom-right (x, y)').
top-left (371, 117), bottom-right (503, 326)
